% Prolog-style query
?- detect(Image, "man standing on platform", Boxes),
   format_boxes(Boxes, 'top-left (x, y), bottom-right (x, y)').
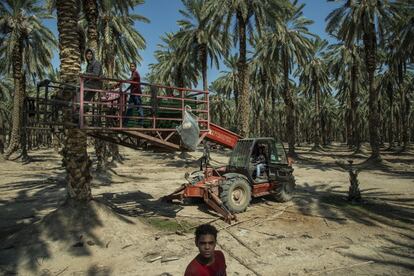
top-left (124, 62), bottom-right (144, 126)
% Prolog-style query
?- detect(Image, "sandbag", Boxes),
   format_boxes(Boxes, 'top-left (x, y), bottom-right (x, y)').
top-left (177, 106), bottom-right (200, 151)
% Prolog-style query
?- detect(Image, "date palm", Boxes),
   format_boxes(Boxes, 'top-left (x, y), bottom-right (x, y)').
top-left (0, 76), bottom-right (13, 154)
top-left (326, 0), bottom-right (401, 161)
top-left (81, 0), bottom-right (148, 168)
top-left (149, 33), bottom-right (198, 89)
top-left (213, 54), bottom-right (239, 102)
top-left (96, 0), bottom-right (148, 78)
top-left (174, 0), bottom-right (228, 92)
top-left (254, 1), bottom-right (313, 156)
top-left (298, 38), bottom-right (331, 150)
top-left (209, 81), bottom-right (235, 129)
top-left (206, 0), bottom-right (291, 137)
top-left (326, 42), bottom-right (363, 150)
top-left (0, 0), bottom-right (56, 159)
top-left (55, 0), bottom-right (92, 201)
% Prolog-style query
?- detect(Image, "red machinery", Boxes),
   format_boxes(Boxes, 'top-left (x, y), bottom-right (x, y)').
top-left (163, 138), bottom-right (295, 223)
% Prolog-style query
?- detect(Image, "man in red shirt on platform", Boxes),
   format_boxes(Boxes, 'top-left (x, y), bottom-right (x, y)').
top-left (185, 224), bottom-right (227, 276)
top-left (124, 62), bottom-right (144, 125)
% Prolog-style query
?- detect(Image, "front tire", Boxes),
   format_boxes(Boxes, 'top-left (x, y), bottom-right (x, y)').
top-left (220, 177), bottom-right (251, 213)
top-left (273, 175), bottom-right (295, 202)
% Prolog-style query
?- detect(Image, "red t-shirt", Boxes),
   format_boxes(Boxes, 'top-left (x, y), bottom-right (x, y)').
top-left (130, 70), bottom-right (141, 95)
top-left (184, 251), bottom-right (226, 276)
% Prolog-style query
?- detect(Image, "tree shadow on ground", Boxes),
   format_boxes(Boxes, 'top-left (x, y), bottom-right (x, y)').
top-left (295, 144), bottom-right (414, 179)
top-left (291, 183), bottom-right (414, 231)
top-left (338, 233), bottom-right (414, 273)
top-left (99, 191), bottom-right (183, 218)
top-left (0, 156), bottom-right (121, 275)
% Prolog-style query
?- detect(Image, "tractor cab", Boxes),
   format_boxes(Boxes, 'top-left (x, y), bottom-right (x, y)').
top-left (228, 138), bottom-right (290, 184)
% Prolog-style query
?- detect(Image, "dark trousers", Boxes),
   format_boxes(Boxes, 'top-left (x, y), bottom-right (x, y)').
top-left (124, 95), bottom-right (144, 126)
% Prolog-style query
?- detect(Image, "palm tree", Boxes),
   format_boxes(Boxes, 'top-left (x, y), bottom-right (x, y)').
top-left (55, 0), bottom-right (92, 201)
top-left (399, 72), bottom-right (413, 150)
top-left (326, 0), bottom-right (402, 161)
top-left (209, 81), bottom-right (235, 129)
top-left (82, 0), bottom-right (99, 51)
top-left (96, 0), bottom-right (149, 78)
top-left (326, 42), bottom-right (364, 150)
top-left (390, 5), bottom-right (414, 150)
top-left (174, 0), bottom-right (228, 92)
top-left (0, 76), bottom-right (13, 154)
top-left (394, 0), bottom-right (414, 64)
top-left (81, 0), bottom-right (149, 169)
top-left (250, 46), bottom-right (278, 137)
top-left (206, 0), bottom-right (291, 137)
top-left (254, 1), bottom-right (313, 156)
top-left (149, 33), bottom-right (198, 89)
top-left (298, 38), bottom-right (331, 150)
top-left (213, 54), bottom-right (239, 102)
top-left (0, 0), bottom-right (56, 159)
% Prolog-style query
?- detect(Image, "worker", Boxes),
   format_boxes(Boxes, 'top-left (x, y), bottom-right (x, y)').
top-left (83, 48), bottom-right (103, 101)
top-left (184, 224), bottom-right (227, 276)
top-left (254, 145), bottom-right (267, 179)
top-left (124, 62), bottom-right (144, 126)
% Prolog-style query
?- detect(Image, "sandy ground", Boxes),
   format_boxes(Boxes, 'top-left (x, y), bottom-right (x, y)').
top-left (0, 143), bottom-right (413, 276)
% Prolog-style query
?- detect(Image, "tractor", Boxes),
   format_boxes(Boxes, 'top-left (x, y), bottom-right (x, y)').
top-left (163, 137), bottom-right (295, 223)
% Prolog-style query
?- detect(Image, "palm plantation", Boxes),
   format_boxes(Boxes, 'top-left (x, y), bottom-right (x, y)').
top-left (81, 0), bottom-right (149, 170)
top-left (0, 1), bottom-right (413, 275)
top-left (174, 0), bottom-right (227, 91)
top-left (206, 0), bottom-right (292, 137)
top-left (254, 0), bottom-right (313, 156)
top-left (298, 38), bottom-right (330, 150)
top-left (326, 0), bottom-right (403, 161)
top-left (0, 0), bottom-right (56, 159)
top-left (0, 0), bottom-right (411, 196)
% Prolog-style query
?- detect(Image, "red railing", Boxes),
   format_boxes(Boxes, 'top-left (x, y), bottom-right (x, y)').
top-left (77, 75), bottom-right (210, 132)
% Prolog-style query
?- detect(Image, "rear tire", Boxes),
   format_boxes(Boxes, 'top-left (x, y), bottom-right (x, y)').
top-left (220, 177), bottom-right (251, 213)
top-left (273, 175), bottom-right (295, 202)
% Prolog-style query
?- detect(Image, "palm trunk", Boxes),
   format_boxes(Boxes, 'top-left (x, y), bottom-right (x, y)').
top-left (4, 41), bottom-right (24, 160)
top-left (350, 64), bottom-right (360, 151)
top-left (57, 0), bottom-right (92, 201)
top-left (199, 44), bottom-right (208, 92)
top-left (255, 103), bottom-right (261, 136)
top-left (261, 71), bottom-right (270, 136)
top-left (313, 80), bottom-right (321, 149)
top-left (396, 110), bottom-right (401, 146)
top-left (176, 65), bottom-right (185, 88)
top-left (236, 11), bottom-right (249, 137)
top-left (282, 55), bottom-right (296, 157)
top-left (84, 0), bottom-right (108, 170)
top-left (346, 108), bottom-right (352, 146)
top-left (387, 83), bottom-right (394, 149)
top-left (401, 87), bottom-right (410, 150)
top-left (0, 114), bottom-right (5, 154)
top-left (20, 77), bottom-right (30, 162)
top-left (363, 26), bottom-right (381, 161)
top-left (83, 0), bottom-right (99, 51)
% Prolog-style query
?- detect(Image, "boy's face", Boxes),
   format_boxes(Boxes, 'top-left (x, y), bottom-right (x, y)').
top-left (196, 234), bottom-right (216, 259)
top-left (130, 63), bottom-right (136, 72)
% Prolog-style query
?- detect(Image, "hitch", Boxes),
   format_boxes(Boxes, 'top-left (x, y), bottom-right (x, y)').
top-left (162, 183), bottom-right (237, 224)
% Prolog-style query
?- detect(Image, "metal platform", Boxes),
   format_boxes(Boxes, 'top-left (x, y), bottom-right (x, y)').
top-left (24, 76), bottom-right (241, 151)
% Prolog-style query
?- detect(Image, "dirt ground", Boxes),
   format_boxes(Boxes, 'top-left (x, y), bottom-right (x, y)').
top-left (0, 143), bottom-right (413, 276)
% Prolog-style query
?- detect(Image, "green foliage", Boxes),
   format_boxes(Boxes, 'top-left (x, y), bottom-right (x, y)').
top-left (0, 0), bottom-right (57, 82)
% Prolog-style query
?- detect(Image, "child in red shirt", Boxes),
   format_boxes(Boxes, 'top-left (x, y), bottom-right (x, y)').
top-left (184, 224), bottom-right (226, 276)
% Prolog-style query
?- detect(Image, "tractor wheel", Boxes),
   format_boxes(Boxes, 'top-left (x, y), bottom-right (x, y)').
top-left (220, 177), bottom-right (251, 213)
top-left (273, 175), bottom-right (295, 202)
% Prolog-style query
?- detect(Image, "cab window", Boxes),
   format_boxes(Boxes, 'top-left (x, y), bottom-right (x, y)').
top-left (270, 142), bottom-right (288, 164)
